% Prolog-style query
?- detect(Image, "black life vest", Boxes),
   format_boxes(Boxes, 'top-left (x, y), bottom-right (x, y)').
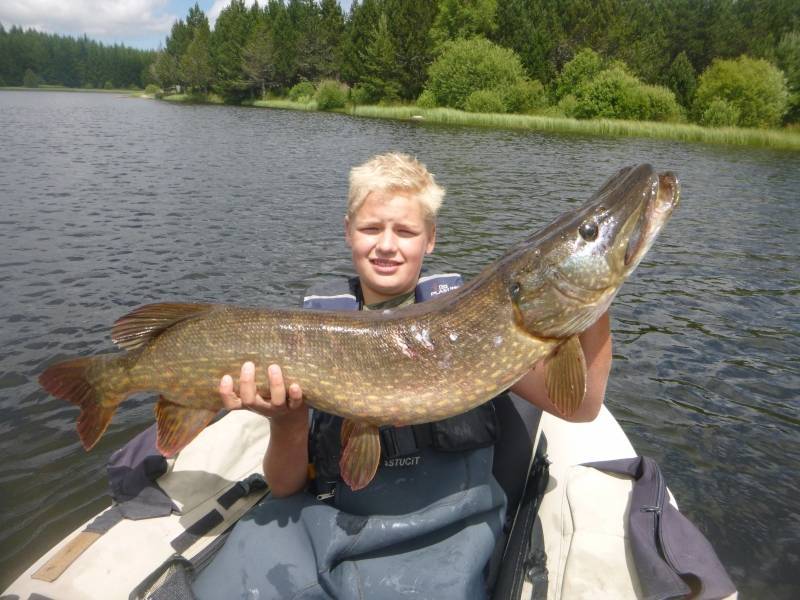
top-left (303, 274), bottom-right (505, 500)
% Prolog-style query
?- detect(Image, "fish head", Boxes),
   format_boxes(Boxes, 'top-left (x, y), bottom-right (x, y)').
top-left (507, 164), bottom-right (680, 339)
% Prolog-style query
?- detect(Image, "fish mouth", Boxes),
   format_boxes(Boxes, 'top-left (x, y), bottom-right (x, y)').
top-left (548, 268), bottom-right (609, 302)
top-left (623, 171), bottom-right (680, 270)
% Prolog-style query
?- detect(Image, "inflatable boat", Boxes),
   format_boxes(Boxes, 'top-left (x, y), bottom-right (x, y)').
top-left (3, 400), bottom-right (735, 599)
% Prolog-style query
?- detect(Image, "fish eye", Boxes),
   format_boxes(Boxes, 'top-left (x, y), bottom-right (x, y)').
top-left (509, 281), bottom-right (521, 300)
top-left (579, 221), bottom-right (598, 241)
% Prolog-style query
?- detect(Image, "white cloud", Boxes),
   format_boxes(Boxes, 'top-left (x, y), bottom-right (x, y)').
top-left (0, 0), bottom-right (177, 40)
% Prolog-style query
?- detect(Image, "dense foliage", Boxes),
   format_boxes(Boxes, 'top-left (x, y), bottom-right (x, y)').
top-left (425, 37), bottom-right (527, 110)
top-left (693, 56), bottom-right (789, 127)
top-left (2, 0), bottom-right (799, 127)
top-left (0, 24), bottom-right (155, 88)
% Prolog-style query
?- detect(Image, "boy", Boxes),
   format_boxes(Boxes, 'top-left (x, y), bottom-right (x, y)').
top-left (195, 153), bottom-right (611, 598)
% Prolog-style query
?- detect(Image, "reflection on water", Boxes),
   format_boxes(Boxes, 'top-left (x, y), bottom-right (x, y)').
top-left (1, 91), bottom-right (798, 596)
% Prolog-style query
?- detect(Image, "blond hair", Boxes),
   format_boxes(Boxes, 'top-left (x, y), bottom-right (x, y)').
top-left (347, 153), bottom-right (445, 224)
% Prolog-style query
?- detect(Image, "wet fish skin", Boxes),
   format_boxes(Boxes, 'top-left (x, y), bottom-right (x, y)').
top-left (39, 164), bottom-right (679, 490)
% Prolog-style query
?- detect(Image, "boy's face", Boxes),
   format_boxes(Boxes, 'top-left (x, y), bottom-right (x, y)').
top-left (345, 189), bottom-right (436, 306)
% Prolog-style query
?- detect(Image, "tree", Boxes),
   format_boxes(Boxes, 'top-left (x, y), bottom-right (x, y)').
top-left (776, 30), bottom-right (800, 122)
top-left (153, 50), bottom-right (180, 90)
top-left (268, 0), bottom-right (298, 88)
top-left (493, 0), bottom-right (563, 84)
top-left (383, 0), bottom-right (438, 99)
top-left (181, 21), bottom-right (212, 93)
top-left (358, 12), bottom-right (401, 101)
top-left (210, 0), bottom-right (255, 101)
top-left (693, 55), bottom-right (790, 128)
top-left (242, 20), bottom-right (276, 97)
top-left (430, 0), bottom-right (497, 48)
top-left (318, 0), bottom-right (346, 79)
top-left (665, 51), bottom-right (697, 108)
top-left (341, 0), bottom-right (382, 85)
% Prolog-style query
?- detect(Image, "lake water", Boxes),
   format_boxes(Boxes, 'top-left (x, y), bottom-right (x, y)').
top-left (0, 90), bottom-right (798, 596)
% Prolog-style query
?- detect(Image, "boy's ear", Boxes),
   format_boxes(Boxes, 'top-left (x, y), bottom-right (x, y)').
top-left (426, 223), bottom-right (436, 254)
top-left (344, 216), bottom-right (352, 247)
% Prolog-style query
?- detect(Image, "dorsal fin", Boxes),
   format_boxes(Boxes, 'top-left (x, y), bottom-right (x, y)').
top-left (111, 302), bottom-right (214, 350)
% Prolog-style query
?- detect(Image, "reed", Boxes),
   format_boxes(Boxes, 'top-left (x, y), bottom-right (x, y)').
top-left (350, 105), bottom-right (800, 151)
top-left (253, 98), bottom-right (319, 111)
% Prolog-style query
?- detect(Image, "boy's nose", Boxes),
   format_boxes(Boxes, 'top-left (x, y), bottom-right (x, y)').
top-left (376, 229), bottom-right (398, 252)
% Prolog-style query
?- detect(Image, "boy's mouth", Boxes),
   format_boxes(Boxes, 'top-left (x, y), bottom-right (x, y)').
top-left (370, 258), bottom-right (402, 273)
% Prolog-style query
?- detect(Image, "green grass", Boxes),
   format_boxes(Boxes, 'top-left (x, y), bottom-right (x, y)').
top-left (1, 84), bottom-right (141, 94)
top-left (162, 92), bottom-right (224, 104)
top-left (350, 105), bottom-right (800, 151)
top-left (252, 98), bottom-right (320, 111)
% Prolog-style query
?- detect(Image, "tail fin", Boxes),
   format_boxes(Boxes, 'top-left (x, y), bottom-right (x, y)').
top-left (39, 355), bottom-right (129, 451)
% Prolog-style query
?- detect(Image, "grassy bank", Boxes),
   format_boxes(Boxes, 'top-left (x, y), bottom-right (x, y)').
top-left (242, 96), bottom-right (800, 151)
top-left (162, 92), bottom-right (224, 104)
top-left (356, 106), bottom-right (800, 151)
top-left (1, 84), bottom-right (142, 94)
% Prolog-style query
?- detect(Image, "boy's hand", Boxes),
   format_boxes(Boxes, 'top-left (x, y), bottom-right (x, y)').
top-left (219, 362), bottom-right (307, 424)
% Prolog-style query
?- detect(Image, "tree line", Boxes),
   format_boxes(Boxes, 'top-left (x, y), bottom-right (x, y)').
top-left (0, 24), bottom-right (156, 89)
top-left (2, 1), bottom-right (799, 126)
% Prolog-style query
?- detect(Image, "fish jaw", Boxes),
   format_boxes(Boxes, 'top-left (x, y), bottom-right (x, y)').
top-left (508, 164), bottom-right (680, 340)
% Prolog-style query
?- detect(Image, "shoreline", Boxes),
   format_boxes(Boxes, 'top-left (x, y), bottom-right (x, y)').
top-left (254, 98), bottom-right (800, 152)
top-left (4, 86), bottom-right (799, 150)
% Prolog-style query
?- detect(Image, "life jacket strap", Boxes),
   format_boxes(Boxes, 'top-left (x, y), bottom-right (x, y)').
top-left (379, 424), bottom-right (434, 459)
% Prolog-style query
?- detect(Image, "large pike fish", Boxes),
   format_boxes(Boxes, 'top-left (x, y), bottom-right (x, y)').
top-left (40, 164), bottom-right (679, 490)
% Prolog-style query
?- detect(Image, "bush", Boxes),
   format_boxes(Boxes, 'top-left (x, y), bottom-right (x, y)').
top-left (23, 68), bottom-right (40, 88)
top-left (640, 83), bottom-right (684, 122)
top-left (504, 79), bottom-right (547, 113)
top-left (700, 99), bottom-right (741, 127)
top-left (416, 89), bottom-right (437, 109)
top-left (557, 94), bottom-right (579, 117)
top-left (349, 84), bottom-right (371, 106)
top-left (144, 84), bottom-right (160, 96)
top-left (425, 37), bottom-right (527, 110)
top-left (289, 81), bottom-right (316, 102)
top-left (104, 80), bottom-right (114, 90)
top-left (693, 56), bottom-right (789, 128)
top-left (464, 89), bottom-right (507, 113)
top-left (315, 80), bottom-right (349, 110)
top-left (568, 67), bottom-right (682, 122)
top-left (554, 48), bottom-right (604, 101)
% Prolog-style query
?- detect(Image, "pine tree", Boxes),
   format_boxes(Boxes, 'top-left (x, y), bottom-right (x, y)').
top-left (210, 0), bottom-right (256, 100)
top-left (181, 21), bottom-right (212, 93)
top-left (242, 19), bottom-right (276, 97)
top-left (359, 11), bottom-right (400, 101)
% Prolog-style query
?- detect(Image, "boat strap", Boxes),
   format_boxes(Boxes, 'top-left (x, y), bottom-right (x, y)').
top-left (30, 474), bottom-right (268, 584)
top-left (171, 474), bottom-right (268, 554)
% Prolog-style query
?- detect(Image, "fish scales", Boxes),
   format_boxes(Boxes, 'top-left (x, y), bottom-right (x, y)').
top-left (124, 275), bottom-right (550, 426)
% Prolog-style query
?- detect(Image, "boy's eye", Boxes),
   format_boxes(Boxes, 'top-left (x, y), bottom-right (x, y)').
top-left (360, 227), bottom-right (381, 234)
top-left (397, 229), bottom-right (418, 237)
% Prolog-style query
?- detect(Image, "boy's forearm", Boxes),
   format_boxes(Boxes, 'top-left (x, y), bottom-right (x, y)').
top-left (264, 418), bottom-right (310, 497)
top-left (511, 311), bottom-right (612, 422)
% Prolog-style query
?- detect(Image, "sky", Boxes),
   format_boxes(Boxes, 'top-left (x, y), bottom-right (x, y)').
top-left (0, 1), bottom-right (353, 50)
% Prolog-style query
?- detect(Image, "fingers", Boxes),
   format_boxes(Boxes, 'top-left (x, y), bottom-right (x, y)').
top-left (219, 374), bottom-right (241, 410)
top-left (288, 382), bottom-right (303, 410)
top-left (218, 362), bottom-right (304, 418)
top-left (267, 364), bottom-right (287, 408)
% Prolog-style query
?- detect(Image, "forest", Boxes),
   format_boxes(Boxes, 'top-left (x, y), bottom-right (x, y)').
top-left (2, 0), bottom-right (799, 128)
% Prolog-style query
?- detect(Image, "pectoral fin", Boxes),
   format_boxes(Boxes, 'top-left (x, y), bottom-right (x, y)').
top-left (339, 420), bottom-right (381, 491)
top-left (544, 335), bottom-right (587, 417)
top-left (155, 396), bottom-right (217, 457)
